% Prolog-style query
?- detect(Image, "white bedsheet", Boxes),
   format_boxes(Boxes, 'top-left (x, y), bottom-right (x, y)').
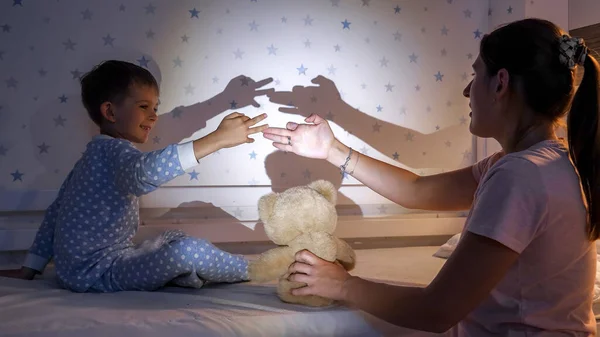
top-left (0, 247), bottom-right (446, 337)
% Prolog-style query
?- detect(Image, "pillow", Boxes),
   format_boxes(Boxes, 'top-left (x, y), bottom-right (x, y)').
top-left (432, 233), bottom-right (461, 259)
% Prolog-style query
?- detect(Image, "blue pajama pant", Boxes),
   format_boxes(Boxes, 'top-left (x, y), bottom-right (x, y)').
top-left (89, 230), bottom-right (249, 292)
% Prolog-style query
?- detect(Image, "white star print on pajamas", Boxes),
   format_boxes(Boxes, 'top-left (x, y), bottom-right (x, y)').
top-left (23, 134), bottom-right (248, 292)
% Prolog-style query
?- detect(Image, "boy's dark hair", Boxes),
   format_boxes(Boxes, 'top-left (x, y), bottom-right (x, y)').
top-left (481, 18), bottom-right (600, 240)
top-left (80, 60), bottom-right (159, 126)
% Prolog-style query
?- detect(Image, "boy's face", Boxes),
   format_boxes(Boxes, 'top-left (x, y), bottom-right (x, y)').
top-left (102, 84), bottom-right (159, 143)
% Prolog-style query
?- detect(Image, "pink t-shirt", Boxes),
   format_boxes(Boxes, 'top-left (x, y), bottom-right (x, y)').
top-left (451, 139), bottom-right (597, 336)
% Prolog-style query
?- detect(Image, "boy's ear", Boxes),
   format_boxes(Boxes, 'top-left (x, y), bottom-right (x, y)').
top-left (100, 102), bottom-right (117, 123)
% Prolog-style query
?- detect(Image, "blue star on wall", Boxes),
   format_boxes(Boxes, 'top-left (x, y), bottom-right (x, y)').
top-left (249, 151), bottom-right (257, 159)
top-left (54, 115), bottom-right (66, 127)
top-left (267, 44), bottom-right (277, 55)
top-left (13, 0), bottom-right (23, 7)
top-left (81, 9), bottom-right (93, 20)
top-left (2, 24), bottom-right (11, 33)
top-left (434, 71), bottom-right (444, 81)
top-left (11, 170), bottom-right (24, 182)
top-left (58, 94), bottom-right (68, 103)
top-left (137, 56), bottom-right (150, 68)
top-left (230, 100), bottom-right (237, 109)
top-left (188, 170), bottom-right (199, 180)
top-left (297, 64), bottom-right (307, 75)
top-left (394, 5), bottom-right (401, 13)
top-left (341, 19), bottom-right (351, 29)
top-left (71, 69), bottom-right (82, 79)
top-left (474, 29), bottom-right (482, 39)
top-left (189, 8), bottom-right (200, 18)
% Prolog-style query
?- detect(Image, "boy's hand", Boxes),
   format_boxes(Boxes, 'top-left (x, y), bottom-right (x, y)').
top-left (0, 267), bottom-right (37, 280)
top-left (214, 112), bottom-right (268, 148)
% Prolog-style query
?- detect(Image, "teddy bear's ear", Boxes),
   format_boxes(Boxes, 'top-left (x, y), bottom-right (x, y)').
top-left (308, 180), bottom-right (337, 205)
top-left (258, 192), bottom-right (278, 222)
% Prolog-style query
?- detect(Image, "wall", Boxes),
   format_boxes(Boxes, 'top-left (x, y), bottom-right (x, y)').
top-left (569, 0), bottom-right (600, 30)
top-left (0, 0), bottom-right (489, 255)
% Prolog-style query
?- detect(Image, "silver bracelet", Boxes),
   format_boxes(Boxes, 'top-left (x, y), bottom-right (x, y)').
top-left (340, 147), bottom-right (353, 176)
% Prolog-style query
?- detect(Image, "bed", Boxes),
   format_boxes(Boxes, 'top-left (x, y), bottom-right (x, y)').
top-left (0, 246), bottom-right (447, 337)
top-left (0, 246), bottom-right (598, 337)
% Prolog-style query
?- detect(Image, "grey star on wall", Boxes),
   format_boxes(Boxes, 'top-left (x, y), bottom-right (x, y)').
top-left (304, 39), bottom-right (311, 48)
top-left (303, 15), bottom-right (314, 26)
top-left (146, 29), bottom-right (155, 39)
top-left (377, 205), bottom-right (387, 214)
top-left (393, 31), bottom-right (402, 41)
top-left (392, 152), bottom-right (399, 160)
top-left (385, 82), bottom-right (394, 92)
top-left (6, 77), bottom-right (18, 88)
top-left (152, 136), bottom-right (160, 144)
top-left (58, 94), bottom-right (68, 103)
top-left (233, 48), bottom-right (244, 59)
top-left (63, 38), bottom-right (76, 51)
top-left (172, 108), bottom-right (183, 118)
top-left (38, 69), bottom-right (47, 77)
top-left (248, 178), bottom-right (259, 186)
top-left (334, 44), bottom-right (341, 52)
top-left (184, 84), bottom-right (195, 95)
top-left (303, 169), bottom-right (312, 179)
top-left (119, 4), bottom-right (126, 11)
top-left (2, 24), bottom-right (12, 33)
top-left (233, 208), bottom-right (243, 217)
top-left (145, 3), bottom-right (156, 15)
top-left (71, 69), bottom-right (82, 79)
top-left (441, 25), bottom-right (449, 35)
top-left (445, 141), bottom-right (452, 147)
top-left (212, 77), bottom-right (219, 83)
top-left (103, 34), bottom-right (115, 46)
top-left (38, 143), bottom-right (50, 154)
top-left (267, 44), bottom-right (277, 55)
top-left (81, 9), bottom-right (93, 20)
top-left (173, 56), bottom-right (183, 67)
top-left (331, 0), bottom-right (340, 6)
top-left (459, 116), bottom-right (467, 125)
top-left (379, 57), bottom-right (389, 67)
top-left (405, 132), bottom-right (414, 141)
top-left (181, 34), bottom-right (189, 43)
top-left (464, 9), bottom-right (472, 18)
top-left (249, 20), bottom-right (259, 31)
top-left (362, 0), bottom-right (371, 6)
top-left (54, 115), bottom-right (66, 127)
top-left (409, 53), bottom-right (418, 63)
top-left (281, 17), bottom-right (288, 23)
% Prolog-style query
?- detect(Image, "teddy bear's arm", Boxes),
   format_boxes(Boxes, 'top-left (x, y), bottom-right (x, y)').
top-left (248, 246), bottom-right (295, 283)
top-left (334, 237), bottom-right (356, 271)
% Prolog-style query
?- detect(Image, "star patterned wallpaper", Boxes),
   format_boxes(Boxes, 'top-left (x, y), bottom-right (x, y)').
top-left (0, 0), bottom-right (530, 209)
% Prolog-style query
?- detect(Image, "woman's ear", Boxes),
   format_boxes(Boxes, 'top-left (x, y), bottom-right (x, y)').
top-left (494, 68), bottom-right (510, 97)
top-left (100, 102), bottom-right (116, 123)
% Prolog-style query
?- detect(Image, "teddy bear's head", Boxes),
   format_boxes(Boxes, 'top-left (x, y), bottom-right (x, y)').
top-left (258, 180), bottom-right (337, 245)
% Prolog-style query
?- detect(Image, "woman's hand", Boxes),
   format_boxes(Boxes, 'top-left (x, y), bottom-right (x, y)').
top-left (213, 112), bottom-right (268, 148)
top-left (262, 114), bottom-right (336, 160)
top-left (287, 249), bottom-right (353, 301)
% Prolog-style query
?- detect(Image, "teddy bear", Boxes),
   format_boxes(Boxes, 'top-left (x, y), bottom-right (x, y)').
top-left (248, 180), bottom-right (356, 307)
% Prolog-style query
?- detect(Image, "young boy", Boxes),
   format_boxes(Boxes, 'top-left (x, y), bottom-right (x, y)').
top-left (0, 60), bottom-right (269, 292)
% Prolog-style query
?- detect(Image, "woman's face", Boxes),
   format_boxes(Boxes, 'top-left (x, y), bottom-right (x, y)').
top-left (463, 56), bottom-right (503, 138)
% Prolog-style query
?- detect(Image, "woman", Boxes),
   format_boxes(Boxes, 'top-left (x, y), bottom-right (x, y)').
top-left (262, 18), bottom-right (599, 335)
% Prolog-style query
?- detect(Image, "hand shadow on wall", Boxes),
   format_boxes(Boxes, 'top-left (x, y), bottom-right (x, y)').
top-left (266, 75), bottom-right (472, 170)
top-left (264, 150), bottom-right (363, 216)
top-left (137, 75), bottom-right (274, 152)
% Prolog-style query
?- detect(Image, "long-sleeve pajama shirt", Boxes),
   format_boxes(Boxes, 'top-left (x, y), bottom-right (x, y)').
top-left (22, 135), bottom-right (248, 292)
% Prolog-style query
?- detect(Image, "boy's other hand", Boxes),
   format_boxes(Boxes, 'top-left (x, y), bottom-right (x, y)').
top-left (0, 267), bottom-right (37, 280)
top-left (214, 112), bottom-right (268, 148)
